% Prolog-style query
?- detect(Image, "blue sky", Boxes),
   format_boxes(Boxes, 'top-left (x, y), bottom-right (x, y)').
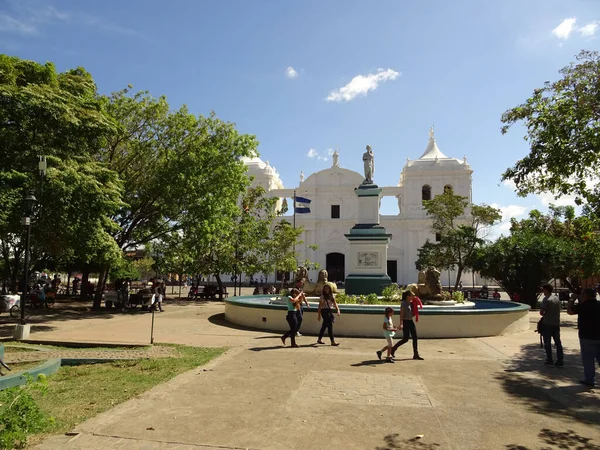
top-left (1, 0), bottom-right (599, 236)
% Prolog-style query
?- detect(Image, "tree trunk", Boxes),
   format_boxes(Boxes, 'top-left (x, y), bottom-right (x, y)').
top-left (66, 271), bottom-right (72, 296)
top-left (453, 265), bottom-right (464, 291)
top-left (93, 267), bottom-right (109, 309)
top-left (10, 250), bottom-right (22, 294)
top-left (80, 270), bottom-right (90, 301)
top-left (215, 273), bottom-right (223, 301)
top-left (10, 269), bottom-right (18, 295)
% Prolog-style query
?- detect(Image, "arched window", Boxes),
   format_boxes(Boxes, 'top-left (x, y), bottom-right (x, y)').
top-left (444, 185), bottom-right (453, 194)
top-left (422, 185), bottom-right (431, 201)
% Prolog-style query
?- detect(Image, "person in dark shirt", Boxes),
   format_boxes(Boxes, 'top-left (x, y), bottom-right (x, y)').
top-left (567, 288), bottom-right (600, 387)
top-left (540, 284), bottom-right (563, 367)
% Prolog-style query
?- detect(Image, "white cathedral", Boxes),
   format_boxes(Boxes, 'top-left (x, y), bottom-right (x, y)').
top-left (242, 129), bottom-right (477, 286)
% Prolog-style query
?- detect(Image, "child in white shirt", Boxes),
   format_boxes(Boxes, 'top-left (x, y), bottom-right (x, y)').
top-left (377, 307), bottom-right (397, 363)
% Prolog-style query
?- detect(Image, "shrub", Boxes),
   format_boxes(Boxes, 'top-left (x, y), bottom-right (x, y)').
top-left (452, 291), bottom-right (465, 304)
top-left (381, 284), bottom-right (400, 302)
top-left (0, 375), bottom-right (53, 449)
top-left (365, 293), bottom-right (379, 305)
top-left (335, 293), bottom-right (357, 304)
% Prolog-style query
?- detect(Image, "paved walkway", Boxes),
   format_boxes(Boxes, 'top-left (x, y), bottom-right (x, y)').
top-left (0, 299), bottom-right (597, 449)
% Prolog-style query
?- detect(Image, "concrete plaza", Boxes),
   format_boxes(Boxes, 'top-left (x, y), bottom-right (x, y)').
top-left (0, 297), bottom-right (598, 449)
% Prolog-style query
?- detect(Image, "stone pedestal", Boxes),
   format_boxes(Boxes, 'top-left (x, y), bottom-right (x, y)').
top-left (344, 183), bottom-right (392, 295)
top-left (13, 324), bottom-right (30, 340)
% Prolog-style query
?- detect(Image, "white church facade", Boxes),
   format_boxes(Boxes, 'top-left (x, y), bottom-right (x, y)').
top-left (243, 129), bottom-right (477, 286)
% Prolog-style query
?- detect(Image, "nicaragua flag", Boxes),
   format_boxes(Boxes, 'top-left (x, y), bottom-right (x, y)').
top-left (295, 196), bottom-right (311, 214)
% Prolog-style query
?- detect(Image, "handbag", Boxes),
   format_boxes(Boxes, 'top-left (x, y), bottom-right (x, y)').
top-left (535, 318), bottom-right (544, 348)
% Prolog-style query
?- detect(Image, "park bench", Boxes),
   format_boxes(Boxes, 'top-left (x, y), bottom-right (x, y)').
top-left (199, 285), bottom-right (228, 300)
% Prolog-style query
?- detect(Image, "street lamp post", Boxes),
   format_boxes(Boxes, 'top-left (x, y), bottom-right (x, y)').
top-left (15, 193), bottom-right (37, 338)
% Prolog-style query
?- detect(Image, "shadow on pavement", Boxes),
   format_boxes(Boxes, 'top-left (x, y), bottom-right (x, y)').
top-left (351, 359), bottom-right (381, 367)
top-left (351, 358), bottom-right (414, 367)
top-left (0, 324), bottom-right (56, 339)
top-left (376, 434), bottom-right (441, 449)
top-left (505, 428), bottom-right (600, 449)
top-left (207, 313), bottom-right (265, 332)
top-left (248, 344), bottom-right (317, 351)
top-left (496, 342), bottom-right (600, 424)
top-left (164, 298), bottom-right (213, 307)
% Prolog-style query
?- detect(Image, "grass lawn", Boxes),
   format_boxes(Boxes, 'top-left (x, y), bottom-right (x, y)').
top-left (25, 344), bottom-right (225, 446)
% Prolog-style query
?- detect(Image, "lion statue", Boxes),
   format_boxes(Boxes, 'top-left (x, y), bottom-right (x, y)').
top-left (407, 267), bottom-right (442, 300)
top-left (295, 267), bottom-right (338, 296)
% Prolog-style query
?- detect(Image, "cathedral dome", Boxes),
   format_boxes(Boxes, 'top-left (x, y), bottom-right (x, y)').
top-left (241, 155), bottom-right (284, 189)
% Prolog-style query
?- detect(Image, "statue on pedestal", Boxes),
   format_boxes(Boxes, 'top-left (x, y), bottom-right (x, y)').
top-left (300, 171), bottom-right (304, 183)
top-left (407, 267), bottom-right (443, 300)
top-left (295, 267), bottom-right (338, 295)
top-left (332, 150), bottom-right (339, 168)
top-left (363, 145), bottom-right (374, 183)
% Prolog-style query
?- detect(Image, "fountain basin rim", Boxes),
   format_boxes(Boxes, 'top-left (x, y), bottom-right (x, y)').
top-left (224, 296), bottom-right (530, 315)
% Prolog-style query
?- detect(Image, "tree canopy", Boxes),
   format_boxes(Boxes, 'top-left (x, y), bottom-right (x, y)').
top-left (416, 191), bottom-right (501, 289)
top-left (473, 206), bottom-right (600, 306)
top-left (0, 55), bottom-right (120, 292)
top-left (501, 50), bottom-right (600, 205)
top-left (0, 55), bottom-right (263, 304)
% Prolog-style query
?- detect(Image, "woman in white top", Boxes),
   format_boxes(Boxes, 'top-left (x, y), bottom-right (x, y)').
top-left (317, 284), bottom-right (341, 346)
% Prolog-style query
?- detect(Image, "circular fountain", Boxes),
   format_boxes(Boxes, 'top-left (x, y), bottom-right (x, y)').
top-left (224, 295), bottom-right (530, 339)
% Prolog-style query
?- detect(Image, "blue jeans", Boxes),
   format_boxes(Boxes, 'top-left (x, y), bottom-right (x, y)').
top-left (282, 312), bottom-right (299, 346)
top-left (580, 339), bottom-right (600, 384)
top-left (392, 320), bottom-right (418, 356)
top-left (296, 308), bottom-right (303, 332)
top-left (542, 325), bottom-right (563, 363)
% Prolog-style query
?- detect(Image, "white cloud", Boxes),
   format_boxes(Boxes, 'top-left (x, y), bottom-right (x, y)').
top-left (0, 2), bottom-right (138, 37)
top-left (536, 192), bottom-right (578, 207)
top-left (502, 176), bottom-right (581, 208)
top-left (326, 148), bottom-right (335, 156)
top-left (0, 2), bottom-right (69, 35)
top-left (326, 68), bottom-right (400, 102)
top-left (285, 66), bottom-right (298, 79)
top-left (0, 13), bottom-right (36, 34)
top-left (491, 203), bottom-right (529, 222)
top-left (306, 148), bottom-right (329, 162)
top-left (488, 203), bottom-right (529, 240)
top-left (579, 21), bottom-right (599, 37)
top-left (552, 17), bottom-right (577, 39)
top-left (80, 14), bottom-right (140, 36)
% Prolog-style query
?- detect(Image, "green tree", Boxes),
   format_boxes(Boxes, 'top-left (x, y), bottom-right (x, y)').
top-left (473, 231), bottom-right (557, 307)
top-left (417, 191), bottom-right (501, 289)
top-left (92, 87), bottom-right (257, 306)
top-left (501, 50), bottom-right (600, 206)
top-left (0, 55), bottom-right (118, 293)
top-left (266, 220), bottom-right (304, 287)
top-left (181, 185), bottom-right (279, 299)
top-left (232, 187), bottom-right (279, 289)
top-left (153, 232), bottom-right (193, 297)
top-left (473, 207), bottom-right (600, 306)
top-left (35, 158), bottom-right (123, 298)
top-left (415, 239), bottom-right (454, 272)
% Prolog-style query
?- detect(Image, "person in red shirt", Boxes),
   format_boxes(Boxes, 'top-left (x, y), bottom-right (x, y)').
top-left (492, 289), bottom-right (501, 299)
